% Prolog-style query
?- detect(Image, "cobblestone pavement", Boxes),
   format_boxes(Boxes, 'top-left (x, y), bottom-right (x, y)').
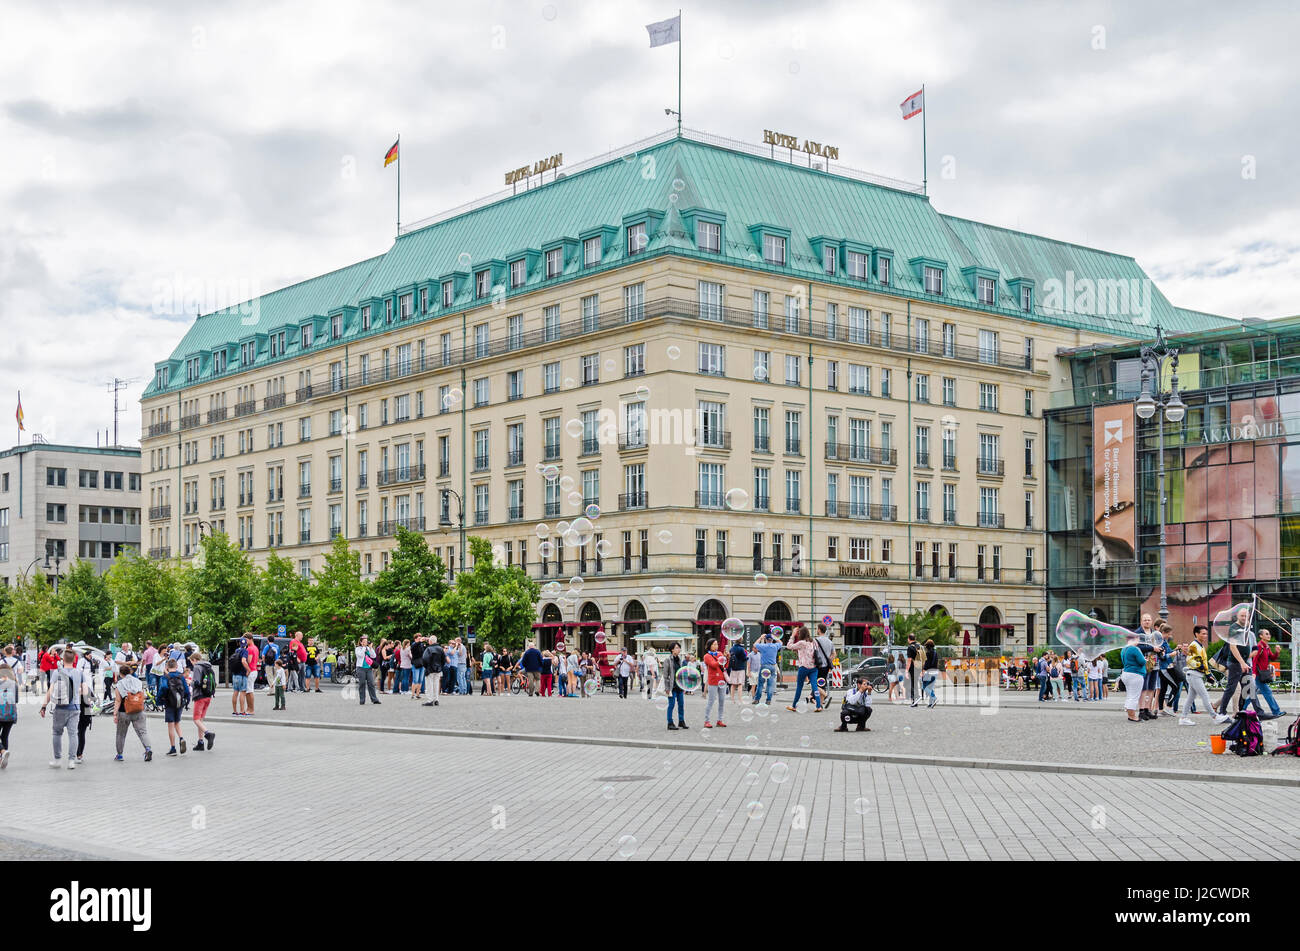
top-left (2, 714), bottom-right (1297, 861)
top-left (131, 679), bottom-right (1300, 777)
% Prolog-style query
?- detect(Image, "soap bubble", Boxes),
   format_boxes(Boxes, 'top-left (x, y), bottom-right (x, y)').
top-left (745, 734), bottom-right (759, 749)
top-left (442, 387), bottom-right (463, 409)
top-left (565, 418), bottom-right (584, 439)
top-left (657, 529), bottom-right (673, 545)
top-left (903, 726), bottom-right (912, 736)
top-left (653, 694), bottom-right (668, 712)
top-left (456, 252), bottom-right (472, 268)
top-left (744, 771), bottom-right (760, 785)
top-left (594, 630), bottom-right (607, 644)
top-left (746, 801), bottom-right (765, 820)
top-left (799, 736), bottom-right (810, 748)
top-left (769, 763), bottom-right (789, 784)
top-left (1213, 602), bottom-right (1257, 645)
top-left (617, 835), bottom-right (636, 857)
top-left (538, 541), bottom-right (554, 558)
top-left (650, 585), bottom-right (668, 603)
top-left (604, 359), bottom-right (615, 374)
top-left (1055, 608), bottom-right (1158, 660)
top-left (564, 376), bottom-right (575, 388)
top-left (675, 665), bottom-right (701, 692)
top-left (542, 580), bottom-right (561, 597)
top-left (635, 385), bottom-right (651, 400)
top-left (535, 523), bottom-right (549, 539)
top-left (559, 475), bottom-right (575, 492)
top-left (725, 487), bottom-right (750, 511)
top-left (721, 617), bottom-right (745, 640)
top-left (542, 464), bottom-right (559, 480)
top-left (853, 797), bottom-right (871, 815)
top-left (753, 363), bottom-right (769, 381)
top-left (667, 344), bottom-right (681, 360)
top-left (568, 576), bottom-right (584, 592)
top-left (740, 707), bottom-right (755, 723)
top-left (595, 538), bottom-right (614, 557)
top-left (567, 490), bottom-right (583, 507)
top-left (753, 572), bottom-right (768, 587)
top-left (583, 678), bottom-right (598, 696)
top-left (601, 784), bottom-right (615, 800)
top-left (585, 503), bottom-right (601, 520)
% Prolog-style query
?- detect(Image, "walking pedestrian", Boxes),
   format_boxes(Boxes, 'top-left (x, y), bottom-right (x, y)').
top-left (814, 623), bottom-right (836, 704)
top-left (41, 649), bottom-right (87, 769)
top-left (355, 636), bottom-right (380, 705)
top-left (786, 626), bottom-right (823, 713)
top-left (0, 662), bottom-right (18, 770)
top-left (421, 637), bottom-right (446, 707)
top-left (1251, 628), bottom-right (1287, 720)
top-left (906, 634), bottom-right (921, 704)
top-left (1180, 626), bottom-right (1215, 724)
top-left (189, 652), bottom-right (216, 751)
top-left (1214, 607), bottom-right (1256, 723)
top-left (160, 658), bottom-right (190, 756)
top-left (702, 638), bottom-right (728, 728)
top-left (663, 642), bottom-right (688, 731)
top-left (111, 662), bottom-right (153, 761)
top-left (1120, 632), bottom-right (1147, 723)
top-left (921, 638), bottom-right (940, 708)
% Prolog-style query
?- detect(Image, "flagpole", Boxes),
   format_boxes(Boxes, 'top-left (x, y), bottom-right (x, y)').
top-left (396, 133), bottom-right (401, 238)
top-left (677, 9), bottom-right (682, 136)
top-left (921, 83), bottom-right (927, 196)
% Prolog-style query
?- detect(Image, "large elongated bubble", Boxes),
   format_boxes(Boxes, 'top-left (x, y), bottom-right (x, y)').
top-left (1212, 602), bottom-right (1256, 646)
top-left (1054, 609), bottom-right (1155, 660)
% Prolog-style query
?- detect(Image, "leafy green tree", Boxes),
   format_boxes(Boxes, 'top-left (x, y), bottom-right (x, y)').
top-left (52, 559), bottom-right (114, 646)
top-left (1, 572), bottom-right (61, 648)
top-left (250, 551), bottom-right (311, 636)
top-left (889, 609), bottom-right (962, 647)
top-left (307, 534), bottom-right (369, 648)
top-left (183, 532), bottom-right (256, 653)
top-left (446, 536), bottom-right (539, 651)
top-left (365, 527), bottom-right (448, 643)
top-left (103, 551), bottom-right (187, 646)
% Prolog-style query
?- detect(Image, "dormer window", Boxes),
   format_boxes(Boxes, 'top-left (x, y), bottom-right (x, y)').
top-left (419, 288), bottom-right (428, 314)
top-left (213, 350), bottom-right (228, 374)
top-left (384, 299), bottom-right (392, 322)
top-left (399, 293), bottom-right (412, 319)
top-left (847, 251), bottom-right (869, 281)
top-left (510, 259), bottom-right (526, 288)
top-left (823, 246), bottom-right (836, 275)
top-left (878, 257), bottom-right (891, 286)
top-left (241, 341), bottom-right (257, 366)
top-left (301, 324), bottom-right (314, 348)
top-left (1019, 284), bottom-right (1032, 312)
top-left (442, 280), bottom-right (454, 308)
top-left (331, 314), bottom-right (343, 339)
top-left (763, 234), bottom-right (786, 266)
top-left (976, 276), bottom-right (995, 305)
top-left (696, 220), bottom-right (721, 254)
top-left (270, 331), bottom-right (286, 357)
top-left (627, 222), bottom-right (647, 255)
top-left (361, 305), bottom-right (372, 330)
top-left (924, 266), bottom-right (944, 295)
top-left (583, 236), bottom-right (602, 266)
top-left (545, 248), bottom-right (563, 278)
top-left (475, 269), bottom-right (491, 299)
top-left (186, 357), bottom-right (201, 381)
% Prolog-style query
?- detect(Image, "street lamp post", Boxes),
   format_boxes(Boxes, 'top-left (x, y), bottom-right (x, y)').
top-left (439, 488), bottom-right (466, 580)
top-left (1133, 325), bottom-right (1186, 623)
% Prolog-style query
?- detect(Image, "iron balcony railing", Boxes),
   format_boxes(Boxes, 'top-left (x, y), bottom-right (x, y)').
top-left (264, 392), bottom-right (287, 410)
top-left (695, 490), bottom-right (725, 509)
top-left (148, 505), bottom-right (171, 521)
top-left (544, 501), bottom-right (561, 517)
top-left (180, 414), bottom-right (201, 430)
top-left (329, 478), bottom-right (343, 493)
top-left (544, 444), bottom-right (561, 461)
top-left (977, 512), bottom-right (1006, 528)
top-left (619, 432), bottom-right (648, 450)
top-left (915, 451), bottom-right (931, 468)
top-left (697, 430), bottom-right (731, 450)
top-left (473, 455), bottom-right (491, 471)
top-left (977, 457), bottom-right (1005, 476)
top-left (825, 443), bottom-right (895, 465)
top-left (378, 517), bottom-right (426, 536)
top-left (299, 482), bottom-right (311, 498)
top-left (377, 464), bottom-right (426, 487)
top-left (824, 501), bottom-right (898, 522)
top-left (234, 400), bottom-right (257, 417)
top-left (507, 449), bottom-right (525, 467)
top-left (147, 421), bottom-right (172, 437)
top-left (507, 505), bottom-right (525, 521)
top-left (618, 492), bottom-right (648, 510)
top-left (580, 438), bottom-right (601, 456)
top-left (753, 434), bottom-right (771, 453)
top-left (753, 495), bottom-right (770, 512)
top-left (148, 546), bottom-right (171, 559)
top-left (206, 407), bottom-right (227, 424)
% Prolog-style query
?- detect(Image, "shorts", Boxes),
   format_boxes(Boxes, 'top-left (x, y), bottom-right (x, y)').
top-left (1142, 670), bottom-right (1160, 691)
top-left (412, 667), bottom-right (426, 686)
top-left (304, 663), bottom-right (320, 678)
top-left (192, 697), bottom-right (211, 721)
top-left (232, 674), bottom-right (249, 692)
top-left (727, 670), bottom-right (745, 686)
top-left (164, 706), bottom-right (184, 724)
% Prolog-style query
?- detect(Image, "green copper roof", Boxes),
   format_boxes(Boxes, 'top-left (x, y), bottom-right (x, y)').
top-left (146, 132), bottom-right (1238, 398)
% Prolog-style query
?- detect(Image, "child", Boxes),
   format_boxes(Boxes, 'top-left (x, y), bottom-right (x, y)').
top-left (272, 660), bottom-right (287, 710)
top-left (189, 652), bottom-right (217, 751)
top-left (161, 659), bottom-right (190, 756)
top-left (835, 675), bottom-right (873, 732)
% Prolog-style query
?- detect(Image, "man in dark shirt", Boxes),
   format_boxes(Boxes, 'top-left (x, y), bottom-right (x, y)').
top-left (421, 637), bottom-right (446, 707)
top-left (520, 641), bottom-right (543, 696)
top-left (905, 634), bottom-right (920, 704)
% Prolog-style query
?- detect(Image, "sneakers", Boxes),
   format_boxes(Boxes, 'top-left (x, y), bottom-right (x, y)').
top-left (67, 759), bottom-right (77, 770)
top-left (786, 705), bottom-right (798, 713)
top-left (194, 741), bottom-right (206, 751)
top-left (1178, 717), bottom-right (1194, 726)
top-left (1213, 713), bottom-right (1231, 724)
top-left (667, 723), bottom-right (678, 731)
top-left (144, 749), bottom-right (153, 762)
top-left (166, 748), bottom-right (177, 757)
top-left (703, 721), bottom-right (713, 728)
top-left (715, 721), bottom-right (727, 728)
top-left (49, 759), bottom-right (61, 768)
top-left (75, 755), bottom-right (84, 765)
top-left (0, 749), bottom-right (9, 769)
top-left (927, 696), bottom-right (937, 708)
top-left (205, 731), bottom-right (215, 749)
top-left (422, 700), bottom-right (439, 706)
top-left (114, 754), bottom-right (124, 762)
top-left (1159, 710), bottom-right (1174, 718)
top-left (179, 738), bottom-right (187, 755)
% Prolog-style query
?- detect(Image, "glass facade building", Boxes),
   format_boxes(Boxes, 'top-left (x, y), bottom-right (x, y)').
top-left (1047, 317), bottom-right (1300, 638)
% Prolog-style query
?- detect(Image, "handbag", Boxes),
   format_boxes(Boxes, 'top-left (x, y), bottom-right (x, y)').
top-left (1257, 665), bottom-right (1274, 685)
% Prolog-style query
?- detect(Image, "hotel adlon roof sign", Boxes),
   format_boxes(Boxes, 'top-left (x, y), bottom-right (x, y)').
top-left (504, 152), bottom-right (564, 186)
top-left (762, 129), bottom-right (839, 161)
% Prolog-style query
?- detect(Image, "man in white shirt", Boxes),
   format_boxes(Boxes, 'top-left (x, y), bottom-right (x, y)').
top-left (834, 675), bottom-right (873, 732)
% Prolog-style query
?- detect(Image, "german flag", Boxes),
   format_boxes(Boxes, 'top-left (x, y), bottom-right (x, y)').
top-left (384, 139), bottom-right (399, 167)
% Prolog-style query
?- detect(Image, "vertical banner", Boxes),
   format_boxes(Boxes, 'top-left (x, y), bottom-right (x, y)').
top-left (1093, 403), bottom-right (1136, 563)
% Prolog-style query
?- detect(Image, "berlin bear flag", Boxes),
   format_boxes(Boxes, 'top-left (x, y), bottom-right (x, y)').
top-left (900, 88), bottom-right (924, 119)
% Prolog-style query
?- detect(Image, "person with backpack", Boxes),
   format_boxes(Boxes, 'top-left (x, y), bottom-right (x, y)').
top-left (785, 626), bottom-right (823, 713)
top-left (921, 638), bottom-right (940, 708)
top-left (111, 662), bottom-right (153, 762)
top-left (0, 661), bottom-right (19, 770)
top-left (1250, 628), bottom-right (1286, 721)
top-left (261, 638), bottom-right (281, 697)
top-left (409, 635), bottom-right (427, 700)
top-left (230, 638), bottom-right (251, 716)
top-left (420, 636), bottom-right (445, 707)
top-left (1215, 606), bottom-right (1256, 723)
top-left (726, 636), bottom-right (748, 705)
top-left (40, 649), bottom-right (88, 768)
top-left (189, 651), bottom-right (217, 751)
top-left (814, 623), bottom-right (837, 704)
top-left (161, 658), bottom-right (190, 755)
top-left (906, 634), bottom-right (923, 706)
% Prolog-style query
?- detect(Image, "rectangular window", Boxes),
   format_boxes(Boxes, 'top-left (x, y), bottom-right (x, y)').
top-left (878, 256), bottom-right (890, 285)
top-left (753, 350), bottom-right (770, 383)
top-left (824, 246), bottom-right (836, 275)
top-left (581, 294), bottom-right (600, 333)
top-left (624, 343), bottom-right (645, 377)
top-left (442, 280), bottom-right (454, 308)
top-left (696, 220), bottom-right (720, 253)
top-left (942, 377), bottom-right (956, 406)
top-left (543, 362), bottom-right (561, 393)
top-left (507, 314), bottom-right (523, 350)
top-left (698, 281), bottom-right (724, 321)
top-left (847, 251), bottom-right (868, 281)
top-left (698, 342), bottom-right (725, 376)
top-left (784, 410), bottom-right (801, 455)
top-left (1020, 285), bottom-right (1033, 313)
top-left (785, 354), bottom-right (800, 386)
top-left (509, 259), bottom-right (526, 288)
top-left (399, 293), bottom-right (413, 319)
top-left (850, 309), bottom-right (869, 348)
top-left (583, 235), bottom-right (602, 266)
top-left (880, 368), bottom-right (891, 398)
top-left (581, 354), bottom-right (599, 386)
top-left (623, 283), bottom-right (645, 322)
top-left (979, 382), bottom-right (999, 412)
top-left (543, 304), bottom-right (560, 342)
top-left (784, 295), bottom-right (800, 334)
top-left (752, 290), bottom-right (769, 329)
top-left (977, 276), bottom-right (996, 305)
top-left (915, 373), bottom-right (929, 402)
top-left (942, 322), bottom-right (956, 358)
top-left (826, 360), bottom-right (838, 391)
top-left (763, 234), bottom-right (786, 265)
top-left (753, 407), bottom-right (770, 453)
top-left (627, 223), bottom-right (647, 255)
top-left (923, 266), bottom-right (943, 294)
top-left (978, 329), bottom-right (1000, 365)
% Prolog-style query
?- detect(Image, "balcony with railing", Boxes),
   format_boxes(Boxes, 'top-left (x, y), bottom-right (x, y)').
top-left (295, 385), bottom-right (313, 402)
top-left (695, 490), bottom-right (725, 509)
top-left (148, 505), bottom-right (171, 521)
top-left (264, 392), bottom-right (287, 411)
top-left (977, 457), bottom-right (1005, 476)
top-left (916, 507), bottom-right (931, 522)
top-left (942, 454), bottom-right (958, 472)
top-left (753, 434), bottom-right (771, 453)
top-left (544, 500), bottom-right (560, 517)
top-left (299, 482), bottom-right (311, 498)
top-left (148, 546), bottom-right (171, 559)
top-left (825, 443), bottom-right (895, 466)
top-left (785, 498), bottom-right (802, 515)
top-left (618, 432), bottom-right (648, 451)
top-left (915, 451), bottom-right (931, 469)
top-left (210, 496), bottom-right (225, 512)
top-left (577, 437), bottom-right (599, 457)
top-left (697, 430), bottom-right (731, 451)
top-left (506, 449), bottom-right (525, 467)
top-left (619, 491), bottom-right (649, 510)
top-left (377, 517), bottom-right (426, 536)
top-left (473, 454), bottom-right (490, 472)
top-left (438, 461), bottom-right (450, 478)
top-left (824, 500), bottom-right (898, 521)
top-left (977, 512), bottom-right (1006, 528)
top-left (784, 438), bottom-right (802, 457)
top-left (207, 407), bottom-right (227, 424)
top-left (473, 510), bottom-right (490, 526)
top-left (299, 529), bottom-right (311, 543)
top-left (377, 464), bottom-right (426, 487)
top-left (234, 400), bottom-right (257, 417)
top-left (146, 420), bottom-right (172, 437)
top-left (943, 509), bottom-right (958, 525)
top-left (753, 495), bottom-right (770, 512)
top-left (357, 474), bottom-right (368, 489)
top-left (329, 477), bottom-right (343, 493)
top-left (507, 505), bottom-right (525, 521)
top-left (544, 444), bottom-right (561, 461)
top-left (180, 413), bottom-right (201, 430)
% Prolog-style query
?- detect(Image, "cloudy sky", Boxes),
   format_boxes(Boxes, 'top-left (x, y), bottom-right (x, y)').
top-left (2, 0), bottom-right (1296, 446)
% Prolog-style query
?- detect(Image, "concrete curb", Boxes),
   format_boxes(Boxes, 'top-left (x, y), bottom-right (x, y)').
top-left (0, 824), bottom-right (148, 861)
top-left (202, 713), bottom-right (1300, 788)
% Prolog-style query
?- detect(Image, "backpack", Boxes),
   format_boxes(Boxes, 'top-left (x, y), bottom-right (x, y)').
top-left (0, 679), bottom-right (17, 722)
top-left (165, 676), bottom-right (187, 711)
top-left (1269, 716), bottom-right (1300, 757)
top-left (122, 687), bottom-right (144, 714)
top-left (1220, 710), bottom-right (1263, 757)
top-left (914, 644), bottom-right (926, 669)
top-left (193, 662), bottom-right (216, 699)
top-left (231, 648), bottom-right (248, 675)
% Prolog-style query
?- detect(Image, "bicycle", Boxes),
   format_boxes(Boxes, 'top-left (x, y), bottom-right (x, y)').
top-left (509, 669), bottom-right (528, 695)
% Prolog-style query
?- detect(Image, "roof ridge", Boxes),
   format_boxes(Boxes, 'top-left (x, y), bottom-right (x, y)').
top-left (203, 253), bottom-right (386, 319)
top-left (939, 212), bottom-right (1139, 261)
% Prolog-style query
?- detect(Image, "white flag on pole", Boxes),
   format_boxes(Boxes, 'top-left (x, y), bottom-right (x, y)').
top-left (646, 15), bottom-right (681, 47)
top-left (899, 88), bottom-right (924, 119)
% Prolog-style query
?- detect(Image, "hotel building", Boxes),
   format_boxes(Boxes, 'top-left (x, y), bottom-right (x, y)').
top-left (141, 129), bottom-right (1233, 653)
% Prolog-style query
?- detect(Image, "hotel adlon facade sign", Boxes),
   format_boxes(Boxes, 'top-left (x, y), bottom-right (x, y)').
top-left (504, 152), bottom-right (564, 185)
top-left (762, 129), bottom-right (840, 160)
